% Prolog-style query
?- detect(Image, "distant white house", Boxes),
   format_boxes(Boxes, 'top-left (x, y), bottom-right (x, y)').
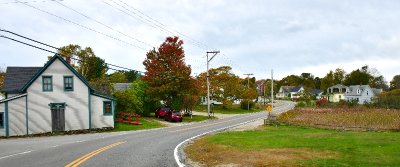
top-left (276, 86), bottom-right (304, 100)
top-left (327, 84), bottom-right (348, 102)
top-left (0, 55), bottom-right (115, 137)
top-left (309, 89), bottom-right (323, 99)
top-left (0, 93), bottom-right (4, 100)
top-left (200, 97), bottom-right (223, 105)
top-left (345, 85), bottom-right (382, 104)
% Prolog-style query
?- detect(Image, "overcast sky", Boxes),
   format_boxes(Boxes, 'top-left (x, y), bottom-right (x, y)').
top-left (1, 0), bottom-right (399, 81)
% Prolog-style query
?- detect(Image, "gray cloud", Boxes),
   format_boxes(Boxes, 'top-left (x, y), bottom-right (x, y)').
top-left (0, 0), bottom-right (399, 82)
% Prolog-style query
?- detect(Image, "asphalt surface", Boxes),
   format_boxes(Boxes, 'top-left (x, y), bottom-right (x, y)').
top-left (0, 101), bottom-right (295, 167)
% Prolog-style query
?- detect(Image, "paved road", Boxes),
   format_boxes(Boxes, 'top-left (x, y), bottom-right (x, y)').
top-left (0, 101), bottom-right (295, 167)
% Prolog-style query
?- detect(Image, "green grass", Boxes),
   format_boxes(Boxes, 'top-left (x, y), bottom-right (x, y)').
top-left (182, 115), bottom-right (210, 123)
top-left (194, 104), bottom-right (263, 114)
top-left (188, 125), bottom-right (400, 166)
top-left (112, 117), bottom-right (165, 132)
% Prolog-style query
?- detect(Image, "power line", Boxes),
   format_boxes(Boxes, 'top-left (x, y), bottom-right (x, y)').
top-left (0, 29), bottom-right (144, 73)
top-left (102, 0), bottom-right (250, 75)
top-left (104, 0), bottom-right (208, 50)
top-left (0, 34), bottom-right (124, 72)
top-left (115, 0), bottom-right (209, 49)
top-left (15, 0), bottom-right (148, 50)
top-left (0, 34), bottom-right (58, 54)
top-left (0, 0), bottom-right (60, 5)
top-left (53, 0), bottom-right (153, 48)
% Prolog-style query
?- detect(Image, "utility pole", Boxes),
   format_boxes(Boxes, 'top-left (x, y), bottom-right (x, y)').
top-left (206, 51), bottom-right (219, 118)
top-left (271, 69), bottom-right (274, 110)
top-left (243, 73), bottom-right (254, 111)
top-left (263, 80), bottom-right (266, 106)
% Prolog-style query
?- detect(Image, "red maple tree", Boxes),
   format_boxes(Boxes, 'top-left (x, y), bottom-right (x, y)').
top-left (143, 36), bottom-right (197, 110)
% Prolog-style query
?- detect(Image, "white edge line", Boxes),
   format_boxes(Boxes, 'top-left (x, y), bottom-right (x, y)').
top-left (0, 150), bottom-right (33, 160)
top-left (174, 101), bottom-right (295, 167)
top-left (173, 116), bottom-right (266, 167)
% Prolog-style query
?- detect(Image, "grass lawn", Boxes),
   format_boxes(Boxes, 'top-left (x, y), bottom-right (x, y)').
top-left (185, 125), bottom-right (400, 166)
top-left (182, 115), bottom-right (210, 123)
top-left (194, 104), bottom-right (263, 114)
top-left (113, 117), bottom-right (165, 132)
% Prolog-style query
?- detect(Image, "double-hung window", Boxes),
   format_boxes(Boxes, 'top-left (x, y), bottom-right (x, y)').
top-left (0, 112), bottom-right (4, 129)
top-left (42, 76), bottom-right (53, 92)
top-left (64, 76), bottom-right (74, 91)
top-left (103, 101), bottom-right (113, 115)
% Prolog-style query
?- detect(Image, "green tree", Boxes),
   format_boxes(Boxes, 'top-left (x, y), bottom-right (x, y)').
top-left (124, 70), bottom-right (141, 82)
top-left (370, 75), bottom-right (388, 90)
top-left (58, 44), bottom-right (107, 81)
top-left (390, 75), bottom-right (400, 90)
top-left (197, 66), bottom-right (243, 108)
top-left (142, 36), bottom-right (193, 111)
top-left (344, 65), bottom-right (388, 89)
top-left (109, 71), bottom-right (127, 83)
top-left (300, 73), bottom-right (315, 88)
top-left (279, 75), bottom-right (302, 86)
top-left (344, 66), bottom-right (373, 85)
top-left (89, 77), bottom-right (113, 96)
top-left (113, 80), bottom-right (153, 115)
top-left (320, 68), bottom-right (346, 92)
top-left (320, 70), bottom-right (334, 92)
top-left (84, 56), bottom-right (107, 81)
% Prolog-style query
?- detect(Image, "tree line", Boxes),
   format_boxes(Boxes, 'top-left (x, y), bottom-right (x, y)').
top-left (1, 36), bottom-right (399, 114)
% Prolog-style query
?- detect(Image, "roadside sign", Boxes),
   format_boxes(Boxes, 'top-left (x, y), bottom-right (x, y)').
top-left (266, 105), bottom-right (272, 112)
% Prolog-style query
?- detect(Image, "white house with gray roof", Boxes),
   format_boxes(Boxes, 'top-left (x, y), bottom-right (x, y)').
top-left (345, 85), bottom-right (382, 104)
top-left (276, 86), bottom-right (304, 100)
top-left (0, 55), bottom-right (115, 137)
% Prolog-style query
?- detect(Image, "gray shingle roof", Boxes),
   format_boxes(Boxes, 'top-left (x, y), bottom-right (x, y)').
top-left (2, 67), bottom-right (42, 93)
top-left (291, 86), bottom-right (303, 92)
top-left (281, 86), bottom-right (294, 93)
top-left (113, 83), bottom-right (132, 91)
top-left (309, 89), bottom-right (323, 95)
top-left (346, 85), bottom-right (370, 96)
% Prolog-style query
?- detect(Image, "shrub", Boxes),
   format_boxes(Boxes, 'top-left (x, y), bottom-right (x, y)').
top-left (316, 98), bottom-right (328, 107)
top-left (240, 99), bottom-right (255, 110)
top-left (296, 101), bottom-right (306, 108)
top-left (373, 89), bottom-right (400, 109)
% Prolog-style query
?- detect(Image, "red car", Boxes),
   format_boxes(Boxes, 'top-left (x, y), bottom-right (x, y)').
top-left (155, 107), bottom-right (171, 118)
top-left (164, 111), bottom-right (183, 122)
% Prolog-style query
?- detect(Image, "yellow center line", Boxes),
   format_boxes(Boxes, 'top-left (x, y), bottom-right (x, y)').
top-left (170, 114), bottom-right (257, 133)
top-left (65, 141), bottom-right (126, 167)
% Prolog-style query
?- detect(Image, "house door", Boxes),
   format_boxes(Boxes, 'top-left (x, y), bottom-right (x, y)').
top-left (49, 103), bottom-right (66, 132)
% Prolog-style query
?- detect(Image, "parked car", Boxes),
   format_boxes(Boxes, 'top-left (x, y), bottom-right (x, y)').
top-left (164, 111), bottom-right (183, 122)
top-left (155, 107), bottom-right (172, 118)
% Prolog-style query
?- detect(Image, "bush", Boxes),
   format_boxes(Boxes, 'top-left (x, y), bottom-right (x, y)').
top-left (316, 98), bottom-right (328, 107)
top-left (296, 101), bottom-right (306, 108)
top-left (373, 89), bottom-right (400, 109)
top-left (295, 100), bottom-right (316, 108)
top-left (240, 99), bottom-right (255, 110)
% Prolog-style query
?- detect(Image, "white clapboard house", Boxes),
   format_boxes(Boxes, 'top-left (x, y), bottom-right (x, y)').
top-left (0, 55), bottom-right (115, 137)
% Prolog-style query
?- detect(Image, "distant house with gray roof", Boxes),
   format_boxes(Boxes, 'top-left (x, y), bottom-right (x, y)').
top-left (276, 86), bottom-right (304, 100)
top-left (345, 85), bottom-right (382, 104)
top-left (309, 89), bottom-right (323, 99)
top-left (0, 55), bottom-right (115, 137)
top-left (113, 83), bottom-right (132, 91)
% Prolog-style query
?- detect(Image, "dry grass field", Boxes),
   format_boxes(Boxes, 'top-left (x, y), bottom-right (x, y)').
top-left (278, 107), bottom-right (400, 131)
